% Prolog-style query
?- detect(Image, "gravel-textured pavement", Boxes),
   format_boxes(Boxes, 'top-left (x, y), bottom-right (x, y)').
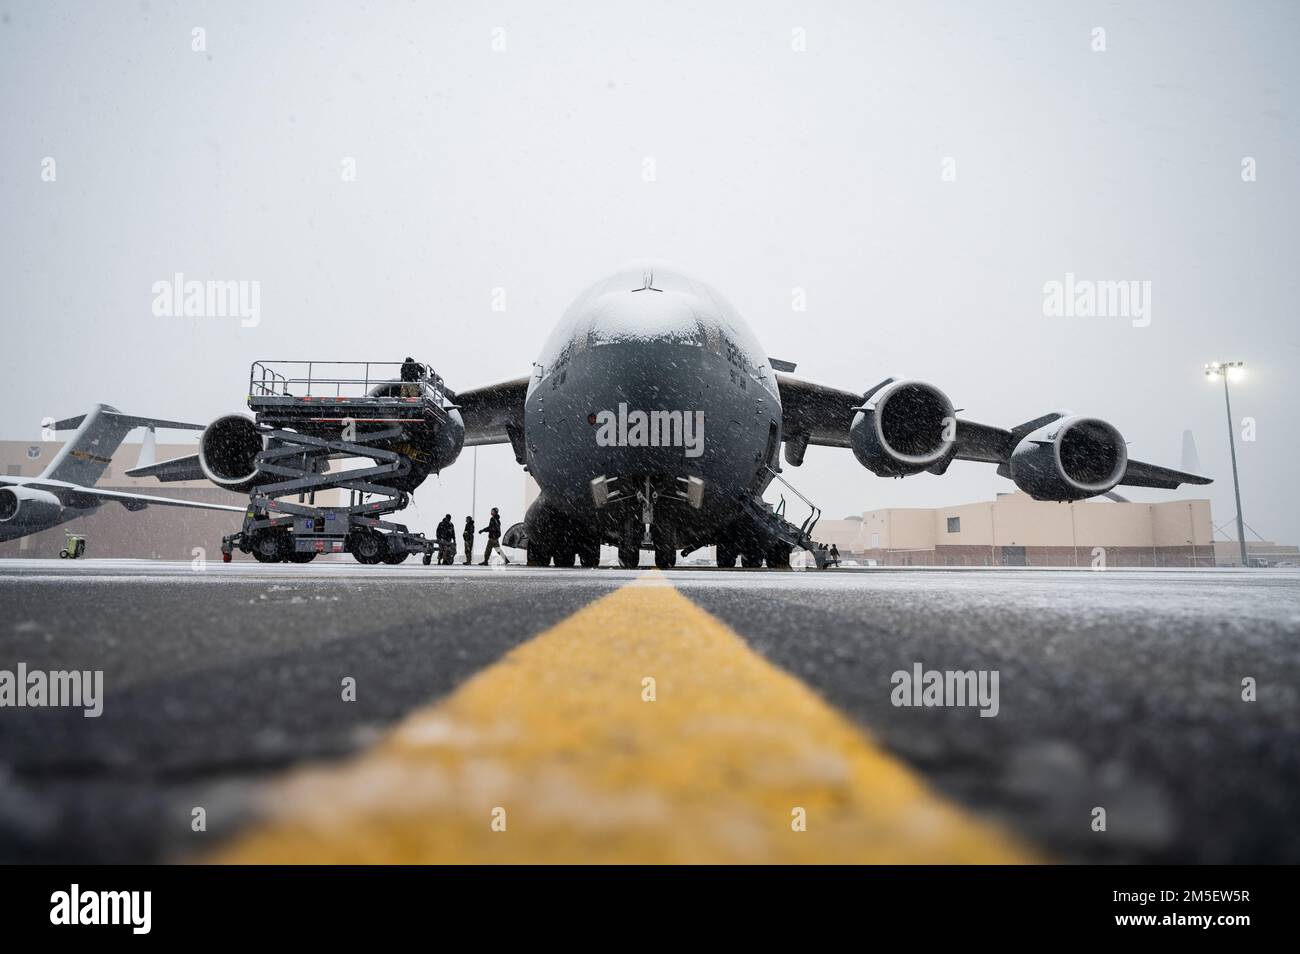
top-left (1, 560), bottom-right (1296, 863)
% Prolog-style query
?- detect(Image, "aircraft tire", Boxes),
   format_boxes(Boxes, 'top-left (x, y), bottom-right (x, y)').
top-left (618, 544), bottom-right (640, 569)
top-left (526, 542), bottom-right (551, 567)
top-left (716, 543), bottom-right (738, 567)
top-left (766, 544), bottom-right (792, 569)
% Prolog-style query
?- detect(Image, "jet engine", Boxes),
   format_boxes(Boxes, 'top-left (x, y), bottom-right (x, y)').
top-left (199, 414), bottom-right (269, 492)
top-left (0, 487), bottom-right (63, 524)
top-left (197, 404), bottom-right (466, 495)
top-left (1008, 415), bottom-right (1128, 501)
top-left (365, 382), bottom-right (466, 492)
top-left (849, 380), bottom-right (956, 477)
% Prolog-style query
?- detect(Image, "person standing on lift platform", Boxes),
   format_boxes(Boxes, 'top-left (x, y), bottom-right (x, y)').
top-left (400, 356), bottom-right (426, 397)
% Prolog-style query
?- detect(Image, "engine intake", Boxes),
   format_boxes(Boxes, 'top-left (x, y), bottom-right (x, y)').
top-left (199, 414), bottom-right (268, 492)
top-left (850, 380), bottom-right (955, 477)
top-left (1009, 415), bottom-right (1128, 501)
top-left (0, 487), bottom-right (63, 524)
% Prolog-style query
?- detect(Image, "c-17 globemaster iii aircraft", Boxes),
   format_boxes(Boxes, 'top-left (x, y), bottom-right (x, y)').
top-left (0, 404), bottom-right (244, 550)
top-left (141, 264), bottom-right (1210, 568)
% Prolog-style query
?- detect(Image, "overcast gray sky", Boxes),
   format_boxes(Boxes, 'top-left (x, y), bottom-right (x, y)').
top-left (2, 0), bottom-right (1297, 543)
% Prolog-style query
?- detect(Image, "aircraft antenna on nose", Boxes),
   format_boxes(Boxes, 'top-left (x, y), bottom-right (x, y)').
top-left (631, 270), bottom-right (662, 293)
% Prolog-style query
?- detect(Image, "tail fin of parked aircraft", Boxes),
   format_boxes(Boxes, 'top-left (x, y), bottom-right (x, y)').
top-left (41, 405), bottom-right (204, 487)
top-left (136, 426), bottom-right (158, 469)
top-left (1181, 429), bottom-right (1201, 475)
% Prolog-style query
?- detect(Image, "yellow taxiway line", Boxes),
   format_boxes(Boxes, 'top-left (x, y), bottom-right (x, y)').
top-left (215, 572), bottom-right (1037, 863)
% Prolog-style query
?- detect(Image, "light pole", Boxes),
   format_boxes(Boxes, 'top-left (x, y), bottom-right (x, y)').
top-left (1204, 361), bottom-right (1247, 567)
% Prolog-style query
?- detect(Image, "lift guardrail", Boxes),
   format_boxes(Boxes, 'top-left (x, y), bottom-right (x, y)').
top-left (248, 360), bottom-right (446, 402)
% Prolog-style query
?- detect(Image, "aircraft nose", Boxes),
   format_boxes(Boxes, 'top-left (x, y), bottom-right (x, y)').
top-left (584, 286), bottom-right (705, 349)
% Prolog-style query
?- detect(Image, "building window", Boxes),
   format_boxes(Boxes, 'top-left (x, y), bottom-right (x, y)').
top-left (946, 516), bottom-right (960, 533)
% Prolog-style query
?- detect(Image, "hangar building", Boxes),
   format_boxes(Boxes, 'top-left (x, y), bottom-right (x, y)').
top-left (815, 492), bottom-right (1217, 567)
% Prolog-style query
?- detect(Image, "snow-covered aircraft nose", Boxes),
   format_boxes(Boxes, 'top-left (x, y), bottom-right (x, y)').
top-left (523, 264), bottom-right (781, 514)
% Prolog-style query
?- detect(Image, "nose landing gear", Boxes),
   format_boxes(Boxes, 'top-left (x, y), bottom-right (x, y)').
top-left (596, 475), bottom-right (701, 570)
top-left (631, 478), bottom-right (678, 569)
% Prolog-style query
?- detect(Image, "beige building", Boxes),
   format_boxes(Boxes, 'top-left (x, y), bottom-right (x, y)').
top-left (0, 439), bottom-right (344, 560)
top-left (816, 492), bottom-right (1216, 567)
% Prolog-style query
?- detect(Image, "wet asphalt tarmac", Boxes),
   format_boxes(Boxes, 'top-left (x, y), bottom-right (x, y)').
top-left (0, 559), bottom-right (1296, 863)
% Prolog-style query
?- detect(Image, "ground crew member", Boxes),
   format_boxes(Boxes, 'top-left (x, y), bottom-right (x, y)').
top-left (829, 544), bottom-right (841, 567)
top-left (436, 514), bottom-right (456, 565)
top-left (479, 507), bottom-right (510, 565)
top-left (463, 515), bottom-right (475, 565)
top-left (400, 356), bottom-right (423, 397)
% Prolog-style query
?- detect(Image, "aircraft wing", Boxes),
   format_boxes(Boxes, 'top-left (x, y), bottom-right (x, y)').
top-left (125, 453), bottom-right (206, 483)
top-left (774, 375), bottom-right (857, 448)
top-left (775, 374), bottom-right (1212, 492)
top-left (1112, 459), bottom-right (1214, 490)
top-left (946, 415), bottom-right (1211, 489)
top-left (963, 422), bottom-right (1211, 489)
top-left (950, 412), bottom-right (1069, 467)
top-left (18, 480), bottom-right (245, 513)
top-left (449, 376), bottom-right (529, 462)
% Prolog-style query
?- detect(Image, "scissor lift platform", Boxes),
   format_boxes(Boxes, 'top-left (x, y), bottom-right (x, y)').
top-left (221, 360), bottom-right (447, 565)
top-left (246, 359), bottom-right (452, 431)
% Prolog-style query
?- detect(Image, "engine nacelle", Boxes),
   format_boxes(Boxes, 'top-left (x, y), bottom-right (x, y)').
top-left (849, 380), bottom-right (956, 477)
top-left (1009, 415), bottom-right (1128, 501)
top-left (0, 487), bottom-right (63, 524)
top-left (199, 414), bottom-right (268, 492)
top-left (198, 404), bottom-right (466, 494)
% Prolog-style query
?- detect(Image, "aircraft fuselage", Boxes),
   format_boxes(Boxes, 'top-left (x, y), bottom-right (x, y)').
top-left (522, 265), bottom-right (782, 555)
